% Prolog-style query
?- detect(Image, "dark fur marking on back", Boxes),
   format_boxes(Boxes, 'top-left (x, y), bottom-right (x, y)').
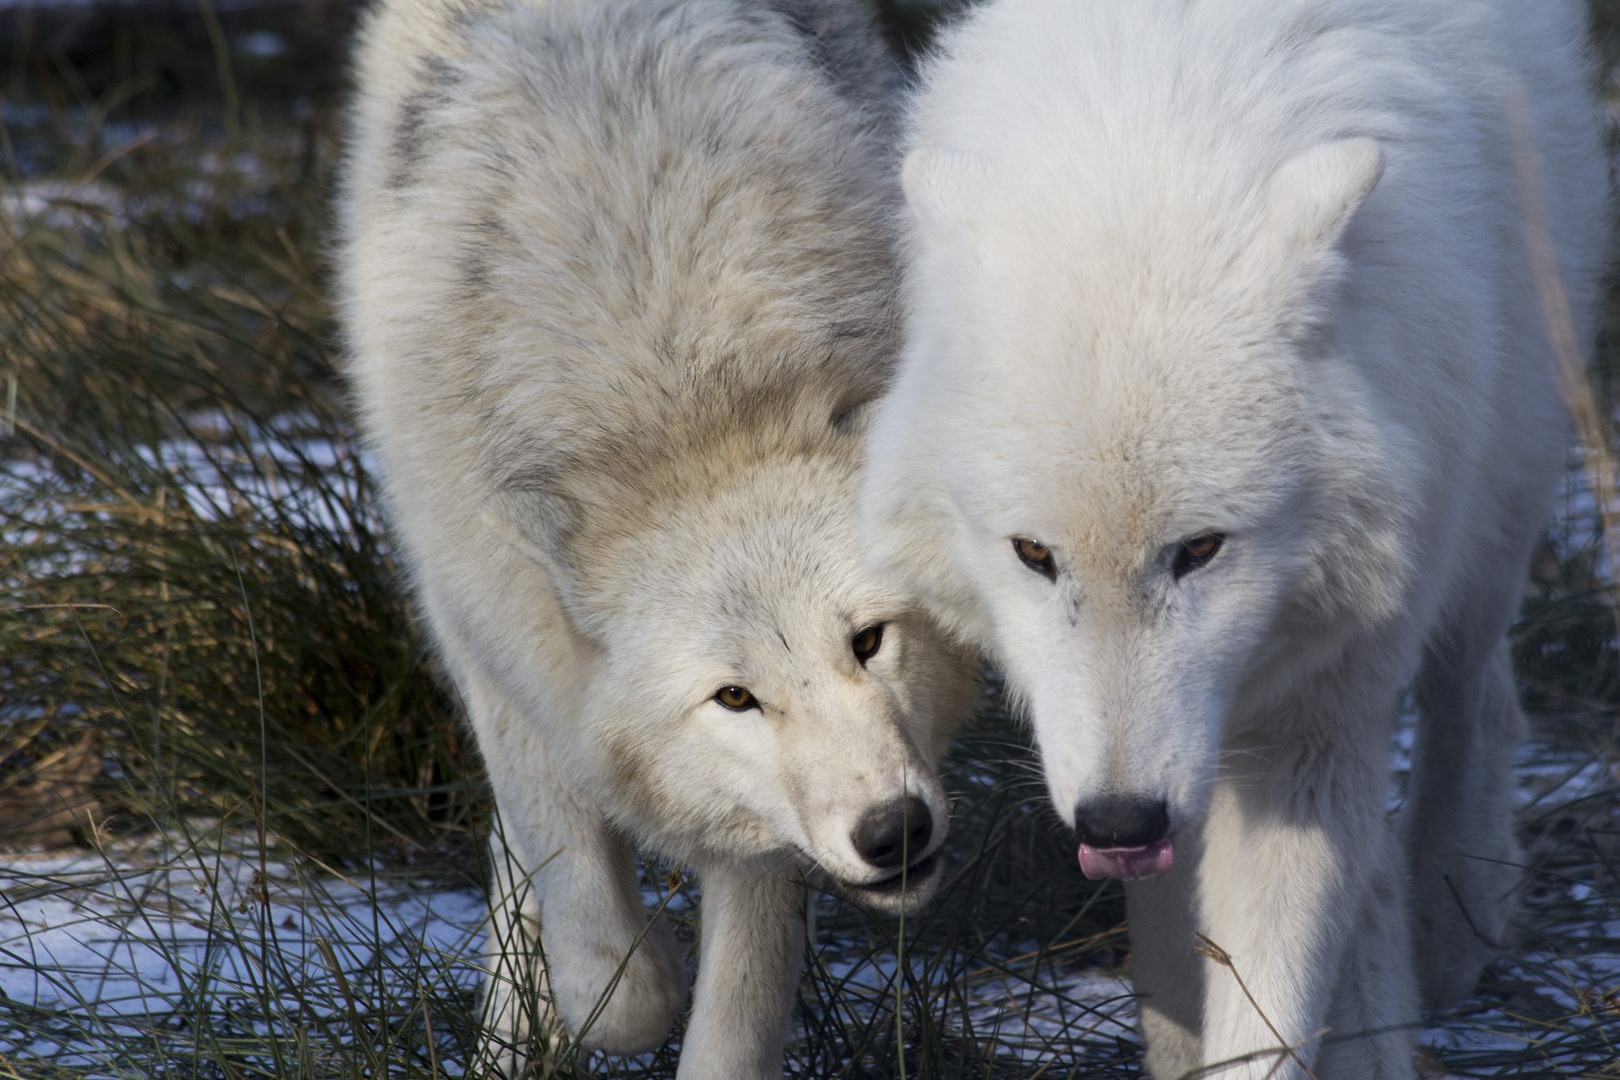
top-left (389, 57), bottom-right (456, 190)
top-left (764, 0), bottom-right (838, 79)
top-left (455, 252), bottom-right (492, 303)
top-left (759, 0), bottom-right (903, 106)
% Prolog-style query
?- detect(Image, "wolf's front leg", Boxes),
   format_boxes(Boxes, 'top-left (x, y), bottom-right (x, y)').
top-left (677, 858), bottom-right (807, 1080)
top-left (1195, 736), bottom-right (1416, 1080)
top-left (1317, 847), bottom-right (1418, 1079)
top-left (463, 668), bottom-right (687, 1063)
top-left (1406, 641), bottom-right (1524, 1008)
top-left (1124, 855), bottom-right (1204, 1078)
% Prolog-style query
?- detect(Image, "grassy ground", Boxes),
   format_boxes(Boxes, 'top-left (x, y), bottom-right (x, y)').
top-left (0, 1), bottom-right (1617, 1076)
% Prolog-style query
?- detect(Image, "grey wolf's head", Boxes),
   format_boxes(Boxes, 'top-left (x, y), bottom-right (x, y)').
top-left (864, 136), bottom-right (1414, 876)
top-left (487, 441), bottom-right (974, 911)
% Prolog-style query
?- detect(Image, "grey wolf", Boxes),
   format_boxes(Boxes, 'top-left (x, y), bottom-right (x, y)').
top-left (339, 0), bottom-right (977, 1074)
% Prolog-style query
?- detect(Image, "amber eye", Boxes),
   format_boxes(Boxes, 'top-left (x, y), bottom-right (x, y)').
top-left (714, 686), bottom-right (759, 712)
top-left (1013, 537), bottom-right (1057, 580)
top-left (1172, 533), bottom-right (1225, 579)
top-left (851, 624), bottom-right (884, 665)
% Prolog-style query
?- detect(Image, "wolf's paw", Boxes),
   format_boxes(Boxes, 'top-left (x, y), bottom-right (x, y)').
top-left (1139, 1022), bottom-right (1200, 1080)
top-left (1412, 916), bottom-right (1507, 1010)
top-left (547, 913), bottom-right (688, 1054)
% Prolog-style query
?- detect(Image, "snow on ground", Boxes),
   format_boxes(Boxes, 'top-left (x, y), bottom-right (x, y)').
top-left (0, 728), bottom-right (1613, 1072)
top-left (0, 852), bottom-right (1608, 1071)
top-left (0, 832), bottom-right (487, 1066)
top-left (0, 849), bottom-right (485, 1013)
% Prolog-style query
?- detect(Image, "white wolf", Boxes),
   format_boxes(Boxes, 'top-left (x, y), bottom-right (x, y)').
top-left (863, 1), bottom-right (1608, 1076)
top-left (339, 1), bottom-right (977, 1075)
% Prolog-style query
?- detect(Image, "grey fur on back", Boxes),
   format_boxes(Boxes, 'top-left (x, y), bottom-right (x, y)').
top-left (341, 0), bottom-right (904, 566)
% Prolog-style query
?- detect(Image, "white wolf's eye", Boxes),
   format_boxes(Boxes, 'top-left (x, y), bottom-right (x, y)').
top-left (714, 685), bottom-right (759, 711)
top-left (851, 624), bottom-right (884, 665)
top-left (1013, 537), bottom-right (1057, 580)
top-left (1172, 533), bottom-right (1225, 579)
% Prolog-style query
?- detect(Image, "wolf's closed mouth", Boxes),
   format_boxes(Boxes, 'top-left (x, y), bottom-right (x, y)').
top-left (841, 851), bottom-right (941, 898)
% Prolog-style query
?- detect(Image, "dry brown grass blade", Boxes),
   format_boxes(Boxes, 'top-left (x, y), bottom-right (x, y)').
top-left (0, 729), bottom-right (103, 849)
top-left (1193, 934), bottom-right (1322, 1080)
top-left (1506, 84), bottom-right (1620, 630)
top-left (418, 977), bottom-right (442, 1080)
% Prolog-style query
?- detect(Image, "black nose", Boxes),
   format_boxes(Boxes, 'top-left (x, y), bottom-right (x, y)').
top-left (1073, 794), bottom-right (1169, 848)
top-left (851, 796), bottom-right (934, 870)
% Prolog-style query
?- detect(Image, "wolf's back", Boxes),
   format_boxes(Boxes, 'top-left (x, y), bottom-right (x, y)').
top-left (339, 0), bottom-right (903, 516)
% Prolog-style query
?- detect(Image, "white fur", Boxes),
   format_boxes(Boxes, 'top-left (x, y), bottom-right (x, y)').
top-left (864, 1), bottom-right (1608, 1076)
top-left (339, 1), bottom-right (977, 1075)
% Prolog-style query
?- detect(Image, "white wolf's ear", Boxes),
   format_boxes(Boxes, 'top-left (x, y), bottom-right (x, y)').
top-left (1265, 138), bottom-right (1384, 253)
top-left (901, 147), bottom-right (984, 244)
top-left (481, 490), bottom-right (578, 594)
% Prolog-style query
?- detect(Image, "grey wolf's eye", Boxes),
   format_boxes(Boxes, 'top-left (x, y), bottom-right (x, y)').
top-left (1013, 537), bottom-right (1057, 580)
top-left (1172, 533), bottom-right (1225, 579)
top-left (851, 624), bottom-right (884, 665)
top-left (714, 686), bottom-right (759, 711)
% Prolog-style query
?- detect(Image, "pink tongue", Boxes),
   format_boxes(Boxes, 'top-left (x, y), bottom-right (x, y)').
top-left (1078, 838), bottom-right (1174, 880)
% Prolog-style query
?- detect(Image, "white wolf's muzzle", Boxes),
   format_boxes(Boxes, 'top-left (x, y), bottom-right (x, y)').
top-left (1073, 793), bottom-right (1175, 881)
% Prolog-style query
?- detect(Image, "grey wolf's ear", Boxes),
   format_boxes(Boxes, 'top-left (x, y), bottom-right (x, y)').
top-left (831, 396), bottom-right (875, 434)
top-left (901, 147), bottom-right (984, 243)
top-left (860, 428), bottom-right (997, 651)
top-left (863, 498), bottom-right (996, 651)
top-left (481, 489), bottom-right (577, 588)
top-left (1265, 138), bottom-right (1384, 254)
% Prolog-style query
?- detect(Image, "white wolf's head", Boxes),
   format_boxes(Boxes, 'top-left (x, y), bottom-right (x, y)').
top-left (864, 138), bottom-right (1414, 877)
top-left (486, 436), bottom-right (975, 911)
